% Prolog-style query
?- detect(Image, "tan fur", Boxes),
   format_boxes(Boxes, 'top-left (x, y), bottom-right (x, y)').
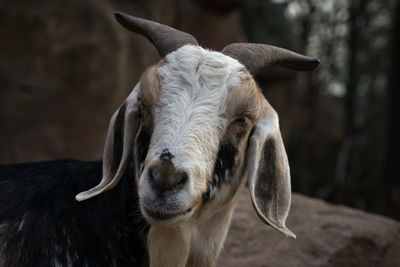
top-left (146, 75), bottom-right (269, 267)
top-left (226, 74), bottom-right (263, 121)
top-left (139, 60), bottom-right (165, 107)
top-left (148, 224), bottom-right (193, 267)
top-left (74, 26), bottom-right (301, 262)
top-left (121, 55), bottom-right (291, 266)
top-left (141, 63), bottom-right (288, 266)
top-left (155, 70), bottom-right (270, 266)
top-left (147, 191), bottom-right (243, 267)
top-left (187, 205), bottom-right (235, 267)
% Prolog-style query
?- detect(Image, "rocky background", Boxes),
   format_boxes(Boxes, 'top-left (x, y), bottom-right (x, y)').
top-left (1, 0), bottom-right (400, 265)
top-left (219, 190), bottom-right (400, 267)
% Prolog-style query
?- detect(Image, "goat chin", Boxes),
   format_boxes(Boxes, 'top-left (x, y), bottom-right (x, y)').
top-left (141, 205), bottom-right (196, 226)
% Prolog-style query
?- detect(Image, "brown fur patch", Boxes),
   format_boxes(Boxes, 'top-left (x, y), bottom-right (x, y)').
top-left (227, 75), bottom-right (263, 121)
top-left (148, 225), bottom-right (192, 267)
top-left (141, 62), bottom-right (286, 266)
top-left (136, 60), bottom-right (166, 139)
top-left (199, 73), bottom-right (267, 212)
top-left (225, 72), bottom-right (266, 145)
top-left (139, 60), bottom-right (165, 107)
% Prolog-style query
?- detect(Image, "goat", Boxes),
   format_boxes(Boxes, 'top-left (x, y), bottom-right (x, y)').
top-left (0, 12), bottom-right (319, 267)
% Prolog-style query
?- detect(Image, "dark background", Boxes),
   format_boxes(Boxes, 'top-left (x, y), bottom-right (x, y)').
top-left (1, 0), bottom-right (399, 220)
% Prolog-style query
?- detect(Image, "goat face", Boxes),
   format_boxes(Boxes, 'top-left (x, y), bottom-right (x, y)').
top-left (76, 12), bottom-right (319, 239)
top-left (137, 45), bottom-right (263, 225)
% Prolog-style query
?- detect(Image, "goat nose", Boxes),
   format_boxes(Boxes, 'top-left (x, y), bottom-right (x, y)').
top-left (148, 164), bottom-right (188, 193)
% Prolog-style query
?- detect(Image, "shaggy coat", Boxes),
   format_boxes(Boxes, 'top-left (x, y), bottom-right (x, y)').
top-left (0, 160), bottom-right (149, 266)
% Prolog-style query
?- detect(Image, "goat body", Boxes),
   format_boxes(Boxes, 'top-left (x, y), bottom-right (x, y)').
top-left (0, 160), bottom-right (149, 267)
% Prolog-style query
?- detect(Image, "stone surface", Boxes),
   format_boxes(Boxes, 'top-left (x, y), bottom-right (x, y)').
top-left (0, 0), bottom-right (247, 164)
top-left (0, 0), bottom-right (130, 163)
top-left (219, 191), bottom-right (400, 267)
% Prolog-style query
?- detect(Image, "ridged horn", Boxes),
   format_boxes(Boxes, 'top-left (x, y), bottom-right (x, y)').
top-left (222, 43), bottom-right (320, 75)
top-left (115, 11), bottom-right (198, 57)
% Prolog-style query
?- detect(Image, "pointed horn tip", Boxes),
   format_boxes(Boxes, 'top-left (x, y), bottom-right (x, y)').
top-left (114, 11), bottom-right (125, 20)
top-left (308, 58), bottom-right (321, 70)
top-left (114, 11), bottom-right (123, 20)
top-left (114, 11), bottom-right (143, 27)
top-left (294, 57), bottom-right (320, 72)
top-left (114, 11), bottom-right (131, 24)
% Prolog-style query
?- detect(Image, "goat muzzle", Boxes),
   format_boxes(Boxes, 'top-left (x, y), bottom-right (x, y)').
top-left (148, 163), bottom-right (188, 194)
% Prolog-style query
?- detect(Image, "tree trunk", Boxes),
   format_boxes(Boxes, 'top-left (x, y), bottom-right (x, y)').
top-left (346, 0), bottom-right (366, 135)
top-left (386, 0), bottom-right (400, 218)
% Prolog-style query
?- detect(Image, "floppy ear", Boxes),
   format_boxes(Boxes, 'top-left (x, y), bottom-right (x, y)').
top-left (75, 86), bottom-right (141, 201)
top-left (246, 106), bottom-right (296, 239)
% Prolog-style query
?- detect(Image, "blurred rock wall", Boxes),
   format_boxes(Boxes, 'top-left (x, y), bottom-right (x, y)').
top-left (0, 0), bottom-right (255, 163)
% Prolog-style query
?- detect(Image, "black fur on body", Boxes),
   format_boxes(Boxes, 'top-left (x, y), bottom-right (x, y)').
top-left (0, 145), bottom-right (237, 267)
top-left (0, 159), bottom-right (149, 267)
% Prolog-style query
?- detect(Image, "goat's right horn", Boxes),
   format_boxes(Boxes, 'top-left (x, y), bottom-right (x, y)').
top-left (222, 43), bottom-right (320, 75)
top-left (115, 11), bottom-right (198, 58)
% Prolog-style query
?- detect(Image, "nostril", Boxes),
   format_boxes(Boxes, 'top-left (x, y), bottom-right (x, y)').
top-left (148, 166), bottom-right (158, 184)
top-left (148, 165), bottom-right (188, 193)
top-left (168, 171), bottom-right (188, 192)
top-left (175, 171), bottom-right (188, 188)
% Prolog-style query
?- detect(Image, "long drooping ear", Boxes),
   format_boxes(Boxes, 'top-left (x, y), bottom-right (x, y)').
top-left (246, 106), bottom-right (296, 239)
top-left (75, 86), bottom-right (141, 201)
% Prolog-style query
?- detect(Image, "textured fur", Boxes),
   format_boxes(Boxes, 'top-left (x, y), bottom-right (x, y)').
top-left (139, 45), bottom-right (252, 211)
top-left (135, 46), bottom-right (267, 267)
top-left (0, 160), bottom-right (149, 267)
top-left (1, 44), bottom-right (294, 267)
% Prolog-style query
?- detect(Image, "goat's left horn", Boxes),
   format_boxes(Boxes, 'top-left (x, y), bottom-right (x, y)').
top-left (115, 11), bottom-right (198, 58)
top-left (222, 43), bottom-right (320, 75)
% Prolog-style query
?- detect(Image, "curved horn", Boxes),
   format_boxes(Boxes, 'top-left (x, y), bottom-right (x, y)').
top-left (115, 11), bottom-right (198, 57)
top-left (222, 43), bottom-right (320, 75)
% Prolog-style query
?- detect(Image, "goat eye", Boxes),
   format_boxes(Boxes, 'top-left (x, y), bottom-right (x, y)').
top-left (138, 102), bottom-right (146, 117)
top-left (139, 100), bottom-right (147, 110)
top-left (234, 117), bottom-right (249, 125)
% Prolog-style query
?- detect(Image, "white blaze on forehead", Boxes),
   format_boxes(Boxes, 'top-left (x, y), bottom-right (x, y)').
top-left (147, 45), bottom-right (246, 179)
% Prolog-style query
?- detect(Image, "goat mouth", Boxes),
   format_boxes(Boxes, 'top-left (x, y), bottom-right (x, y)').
top-left (143, 207), bottom-right (192, 221)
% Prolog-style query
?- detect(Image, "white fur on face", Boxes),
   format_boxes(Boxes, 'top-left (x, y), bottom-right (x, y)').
top-left (139, 45), bottom-right (248, 219)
